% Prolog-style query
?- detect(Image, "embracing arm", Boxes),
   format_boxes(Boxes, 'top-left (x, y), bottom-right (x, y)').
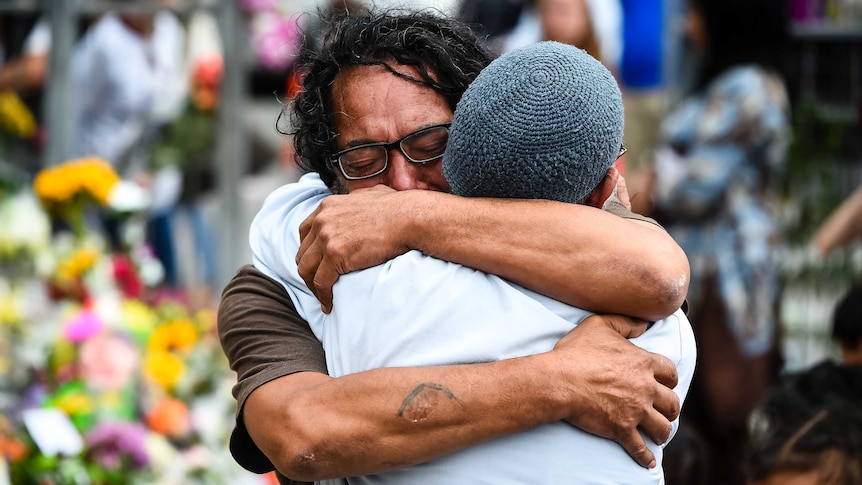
top-left (402, 191), bottom-right (689, 321)
top-left (297, 187), bottom-right (689, 322)
top-left (218, 266), bottom-right (679, 481)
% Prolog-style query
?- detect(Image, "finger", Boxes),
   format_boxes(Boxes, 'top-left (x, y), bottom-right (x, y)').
top-left (297, 244), bottom-right (324, 295)
top-left (296, 215), bottom-right (318, 265)
top-left (607, 166), bottom-right (620, 189)
top-left (594, 314), bottom-right (648, 339)
top-left (615, 428), bottom-right (657, 469)
top-left (638, 408), bottom-right (674, 446)
top-left (652, 383), bottom-right (681, 423)
top-left (651, 353), bottom-right (679, 390)
top-left (298, 207), bottom-right (319, 241)
top-left (313, 257), bottom-right (339, 314)
top-left (615, 172), bottom-right (632, 210)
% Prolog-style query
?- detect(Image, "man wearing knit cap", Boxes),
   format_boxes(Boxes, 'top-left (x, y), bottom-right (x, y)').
top-left (445, 41), bottom-right (624, 204)
top-left (248, 40), bottom-right (695, 483)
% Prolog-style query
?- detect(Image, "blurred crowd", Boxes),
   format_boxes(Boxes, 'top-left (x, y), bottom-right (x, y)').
top-left (0, 0), bottom-right (861, 484)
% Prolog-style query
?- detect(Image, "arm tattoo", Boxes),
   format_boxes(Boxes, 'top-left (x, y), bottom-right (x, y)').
top-left (397, 383), bottom-right (461, 423)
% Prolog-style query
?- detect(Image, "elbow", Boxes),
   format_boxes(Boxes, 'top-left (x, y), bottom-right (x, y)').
top-left (269, 412), bottom-right (334, 481)
top-left (646, 248), bottom-right (690, 320)
top-left (277, 445), bottom-right (329, 482)
top-left (251, 400), bottom-right (335, 481)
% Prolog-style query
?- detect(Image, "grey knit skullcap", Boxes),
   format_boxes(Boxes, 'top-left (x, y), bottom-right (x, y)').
top-left (443, 41), bottom-right (624, 203)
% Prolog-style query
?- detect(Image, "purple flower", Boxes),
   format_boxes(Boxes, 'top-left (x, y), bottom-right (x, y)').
top-left (85, 421), bottom-right (151, 470)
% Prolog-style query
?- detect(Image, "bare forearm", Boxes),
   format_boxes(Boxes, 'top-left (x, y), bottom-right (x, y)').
top-left (402, 191), bottom-right (689, 321)
top-left (246, 356), bottom-right (567, 481)
top-left (813, 187), bottom-right (862, 255)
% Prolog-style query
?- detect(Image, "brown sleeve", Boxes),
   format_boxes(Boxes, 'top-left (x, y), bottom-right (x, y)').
top-left (217, 264), bottom-right (328, 484)
top-left (603, 199), bottom-right (664, 228)
top-left (603, 202), bottom-right (690, 315)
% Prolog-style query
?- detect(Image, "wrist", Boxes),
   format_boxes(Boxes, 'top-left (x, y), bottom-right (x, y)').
top-left (524, 351), bottom-right (582, 423)
top-left (400, 190), bottom-right (448, 251)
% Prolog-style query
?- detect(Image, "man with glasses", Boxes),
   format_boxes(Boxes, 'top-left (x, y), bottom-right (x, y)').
top-left (218, 9), bottom-right (690, 485)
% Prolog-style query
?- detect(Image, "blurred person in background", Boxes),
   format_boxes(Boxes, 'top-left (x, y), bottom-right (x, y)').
top-left (456, 0), bottom-right (527, 43)
top-left (744, 361), bottom-right (862, 485)
top-left (70, 0), bottom-right (186, 282)
top-left (619, 0), bottom-right (668, 203)
top-left (0, 15), bottom-right (50, 176)
top-left (635, 0), bottom-right (791, 483)
top-left (499, 0), bottom-right (622, 72)
top-left (832, 284), bottom-right (862, 365)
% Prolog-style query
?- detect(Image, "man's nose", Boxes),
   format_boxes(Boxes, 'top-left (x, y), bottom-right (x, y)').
top-left (386, 152), bottom-right (430, 191)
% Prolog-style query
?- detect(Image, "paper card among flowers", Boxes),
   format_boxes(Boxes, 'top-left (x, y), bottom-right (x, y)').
top-left (21, 408), bottom-right (84, 457)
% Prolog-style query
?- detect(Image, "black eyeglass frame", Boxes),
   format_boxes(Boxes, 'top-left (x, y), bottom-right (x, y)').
top-left (330, 123), bottom-right (452, 181)
top-left (617, 145), bottom-right (627, 160)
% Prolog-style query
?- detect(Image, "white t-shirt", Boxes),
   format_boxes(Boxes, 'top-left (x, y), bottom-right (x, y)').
top-left (250, 173), bottom-right (697, 485)
top-left (71, 12), bottom-right (186, 172)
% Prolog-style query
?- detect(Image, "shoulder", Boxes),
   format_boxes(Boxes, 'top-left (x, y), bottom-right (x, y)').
top-left (252, 174), bottom-right (329, 231)
top-left (220, 264), bottom-right (293, 304)
top-left (249, 174), bottom-right (330, 260)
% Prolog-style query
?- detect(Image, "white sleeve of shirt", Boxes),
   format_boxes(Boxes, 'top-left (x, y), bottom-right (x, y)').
top-left (249, 173), bottom-right (331, 336)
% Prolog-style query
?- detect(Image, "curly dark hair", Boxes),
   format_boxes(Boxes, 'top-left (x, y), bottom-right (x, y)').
top-left (745, 361), bottom-right (862, 485)
top-left (281, 8), bottom-right (493, 191)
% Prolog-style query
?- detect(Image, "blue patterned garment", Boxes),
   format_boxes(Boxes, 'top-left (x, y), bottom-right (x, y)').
top-left (652, 66), bottom-right (790, 356)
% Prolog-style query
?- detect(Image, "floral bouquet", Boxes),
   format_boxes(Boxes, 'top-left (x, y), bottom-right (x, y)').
top-left (0, 157), bottom-right (257, 484)
top-left (2, 287), bottom-right (243, 484)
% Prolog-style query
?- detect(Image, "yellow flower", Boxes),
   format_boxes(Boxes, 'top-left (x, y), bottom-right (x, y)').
top-left (0, 90), bottom-right (36, 138)
top-left (33, 157), bottom-right (119, 205)
top-left (54, 391), bottom-right (94, 417)
top-left (0, 294), bottom-right (21, 326)
top-left (120, 299), bottom-right (160, 344)
top-left (148, 320), bottom-right (198, 354)
top-left (58, 246), bottom-right (99, 280)
top-left (144, 351), bottom-right (186, 391)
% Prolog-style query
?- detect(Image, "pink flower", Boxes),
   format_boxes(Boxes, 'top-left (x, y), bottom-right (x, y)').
top-left (63, 309), bottom-right (104, 343)
top-left (79, 333), bottom-right (139, 391)
top-left (250, 13), bottom-right (302, 70)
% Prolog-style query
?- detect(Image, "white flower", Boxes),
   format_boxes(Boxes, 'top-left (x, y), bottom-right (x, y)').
top-left (0, 191), bottom-right (50, 258)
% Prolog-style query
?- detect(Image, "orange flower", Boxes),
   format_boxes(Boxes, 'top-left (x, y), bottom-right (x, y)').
top-left (0, 436), bottom-right (28, 462)
top-left (146, 397), bottom-right (191, 437)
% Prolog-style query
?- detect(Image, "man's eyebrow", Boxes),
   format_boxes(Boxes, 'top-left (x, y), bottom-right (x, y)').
top-left (338, 121), bottom-right (451, 150)
top-left (340, 137), bottom-right (380, 149)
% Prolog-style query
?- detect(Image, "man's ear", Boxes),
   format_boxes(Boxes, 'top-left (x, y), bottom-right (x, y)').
top-left (583, 167), bottom-right (618, 208)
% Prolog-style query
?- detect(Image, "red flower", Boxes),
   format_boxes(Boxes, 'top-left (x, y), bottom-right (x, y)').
top-left (112, 254), bottom-right (143, 299)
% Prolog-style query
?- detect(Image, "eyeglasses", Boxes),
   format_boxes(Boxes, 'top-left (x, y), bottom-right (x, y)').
top-left (617, 145), bottom-right (627, 160)
top-left (330, 123), bottom-right (452, 181)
